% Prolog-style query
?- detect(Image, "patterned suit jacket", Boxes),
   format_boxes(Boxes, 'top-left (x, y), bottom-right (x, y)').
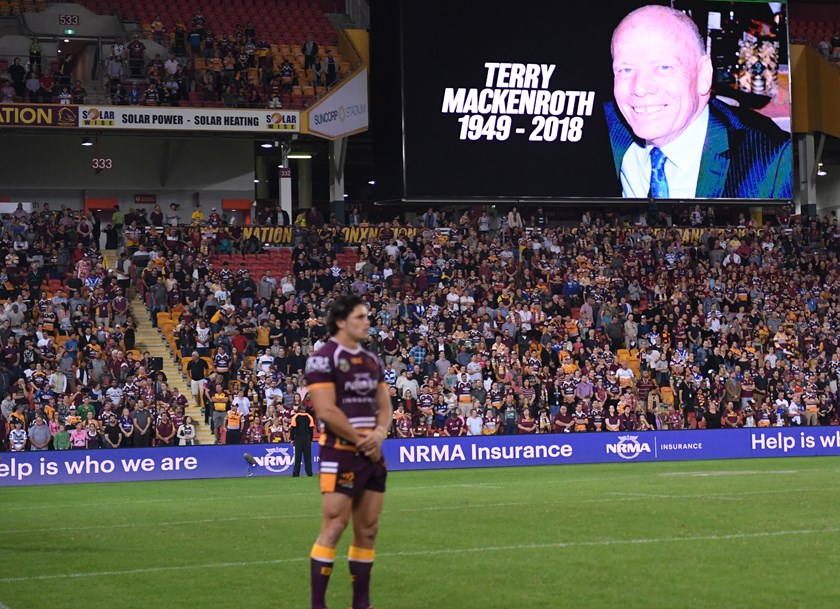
top-left (604, 98), bottom-right (792, 199)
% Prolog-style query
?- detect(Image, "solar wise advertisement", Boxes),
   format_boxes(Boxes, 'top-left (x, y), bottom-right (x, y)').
top-left (373, 0), bottom-right (792, 203)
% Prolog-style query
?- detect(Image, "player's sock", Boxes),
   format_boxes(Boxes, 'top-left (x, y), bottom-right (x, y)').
top-left (310, 543), bottom-right (336, 609)
top-left (348, 545), bottom-right (375, 609)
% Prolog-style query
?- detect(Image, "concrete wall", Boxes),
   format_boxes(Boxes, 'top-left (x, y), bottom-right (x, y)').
top-left (816, 170), bottom-right (840, 218)
top-left (0, 132), bottom-right (255, 219)
top-left (22, 4), bottom-right (123, 38)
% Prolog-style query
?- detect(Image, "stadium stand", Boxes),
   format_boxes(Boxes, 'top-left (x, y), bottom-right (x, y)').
top-left (0, 0), bottom-right (352, 108)
top-left (6, 202), bottom-right (838, 452)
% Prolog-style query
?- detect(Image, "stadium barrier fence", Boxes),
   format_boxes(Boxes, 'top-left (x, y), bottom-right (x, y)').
top-left (2, 427), bottom-right (840, 486)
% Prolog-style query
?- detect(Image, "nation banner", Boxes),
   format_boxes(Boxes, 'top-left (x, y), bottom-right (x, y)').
top-left (240, 224), bottom-right (420, 247)
top-left (0, 104), bottom-right (78, 128)
top-left (78, 105), bottom-right (300, 133)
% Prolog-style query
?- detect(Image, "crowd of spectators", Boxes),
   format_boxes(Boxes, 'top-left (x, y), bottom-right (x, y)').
top-left (1, 22), bottom-right (338, 109)
top-left (101, 16), bottom-right (336, 108)
top-left (131, 203), bottom-right (840, 443)
top-left (3, 201), bottom-right (840, 452)
top-left (0, 44), bottom-right (87, 105)
top-left (0, 202), bottom-right (201, 451)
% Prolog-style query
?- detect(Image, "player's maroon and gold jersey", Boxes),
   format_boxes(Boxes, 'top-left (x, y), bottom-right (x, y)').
top-left (305, 338), bottom-right (385, 450)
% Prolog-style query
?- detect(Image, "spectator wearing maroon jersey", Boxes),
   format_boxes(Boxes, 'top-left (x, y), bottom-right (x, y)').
top-left (127, 34), bottom-right (146, 78)
top-left (552, 405), bottom-right (574, 433)
top-left (517, 408), bottom-right (537, 434)
top-left (156, 411), bottom-right (176, 446)
top-left (619, 405), bottom-right (636, 431)
top-left (442, 410), bottom-right (465, 437)
top-left (572, 403), bottom-right (589, 432)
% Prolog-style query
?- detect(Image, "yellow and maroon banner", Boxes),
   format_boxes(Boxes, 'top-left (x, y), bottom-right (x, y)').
top-left (0, 104), bottom-right (78, 127)
top-left (241, 225), bottom-right (420, 246)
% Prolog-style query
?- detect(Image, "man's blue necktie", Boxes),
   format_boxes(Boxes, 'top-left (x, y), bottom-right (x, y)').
top-left (649, 147), bottom-right (669, 199)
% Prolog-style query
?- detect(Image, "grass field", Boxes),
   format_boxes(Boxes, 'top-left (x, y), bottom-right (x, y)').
top-left (1, 456), bottom-right (838, 609)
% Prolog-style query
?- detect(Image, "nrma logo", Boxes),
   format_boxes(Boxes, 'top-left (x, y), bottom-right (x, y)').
top-left (253, 447), bottom-right (294, 473)
top-left (606, 435), bottom-right (652, 460)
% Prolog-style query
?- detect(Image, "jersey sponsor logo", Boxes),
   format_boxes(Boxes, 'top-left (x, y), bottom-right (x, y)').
top-left (306, 356), bottom-right (331, 374)
top-left (252, 446), bottom-right (293, 473)
top-left (343, 373), bottom-right (378, 395)
top-left (606, 435), bottom-right (652, 460)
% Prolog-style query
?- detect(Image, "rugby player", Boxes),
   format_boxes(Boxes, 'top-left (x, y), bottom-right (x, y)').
top-left (304, 294), bottom-right (392, 609)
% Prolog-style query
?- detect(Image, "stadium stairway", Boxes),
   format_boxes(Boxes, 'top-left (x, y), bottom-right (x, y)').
top-left (126, 292), bottom-right (215, 445)
top-left (102, 250), bottom-right (214, 445)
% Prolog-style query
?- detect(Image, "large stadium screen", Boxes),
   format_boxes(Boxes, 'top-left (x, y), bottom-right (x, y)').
top-left (372, 0), bottom-right (792, 203)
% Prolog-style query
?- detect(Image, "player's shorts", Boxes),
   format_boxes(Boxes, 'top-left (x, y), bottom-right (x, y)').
top-left (319, 446), bottom-right (387, 498)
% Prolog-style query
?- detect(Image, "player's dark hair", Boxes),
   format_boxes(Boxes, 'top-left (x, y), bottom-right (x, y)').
top-left (326, 294), bottom-right (366, 336)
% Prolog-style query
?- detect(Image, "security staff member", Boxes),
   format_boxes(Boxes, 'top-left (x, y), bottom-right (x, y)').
top-left (225, 404), bottom-right (243, 444)
top-left (290, 403), bottom-right (315, 477)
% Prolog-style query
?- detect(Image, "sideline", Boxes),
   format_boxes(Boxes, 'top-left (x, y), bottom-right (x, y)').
top-left (2, 526), bottom-right (838, 583)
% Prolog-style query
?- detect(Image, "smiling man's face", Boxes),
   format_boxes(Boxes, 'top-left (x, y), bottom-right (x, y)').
top-left (611, 6), bottom-right (712, 148)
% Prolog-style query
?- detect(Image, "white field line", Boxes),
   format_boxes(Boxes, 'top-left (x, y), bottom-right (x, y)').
top-left (1, 526), bottom-right (838, 584)
top-left (0, 482), bottom-right (504, 511)
top-left (658, 469), bottom-right (802, 477)
top-left (0, 501), bottom-right (532, 535)
top-left (608, 492), bottom-right (744, 501)
top-left (606, 487), bottom-right (818, 501)
top-left (3, 465), bottom-right (836, 512)
top-left (0, 487), bottom-right (825, 536)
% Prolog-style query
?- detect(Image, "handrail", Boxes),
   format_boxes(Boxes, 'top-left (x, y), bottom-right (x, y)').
top-left (302, 23), bottom-right (364, 108)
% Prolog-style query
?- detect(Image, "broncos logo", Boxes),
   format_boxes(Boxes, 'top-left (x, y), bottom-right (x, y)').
top-left (57, 107), bottom-right (77, 126)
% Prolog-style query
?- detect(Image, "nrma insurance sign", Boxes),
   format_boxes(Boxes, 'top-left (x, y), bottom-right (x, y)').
top-left (605, 435), bottom-right (654, 460)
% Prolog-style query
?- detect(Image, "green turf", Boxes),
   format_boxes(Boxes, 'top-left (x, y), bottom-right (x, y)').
top-left (1, 456), bottom-right (838, 609)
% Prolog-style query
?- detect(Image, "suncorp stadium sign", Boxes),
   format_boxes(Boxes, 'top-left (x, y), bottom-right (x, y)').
top-left (306, 67), bottom-right (369, 140)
